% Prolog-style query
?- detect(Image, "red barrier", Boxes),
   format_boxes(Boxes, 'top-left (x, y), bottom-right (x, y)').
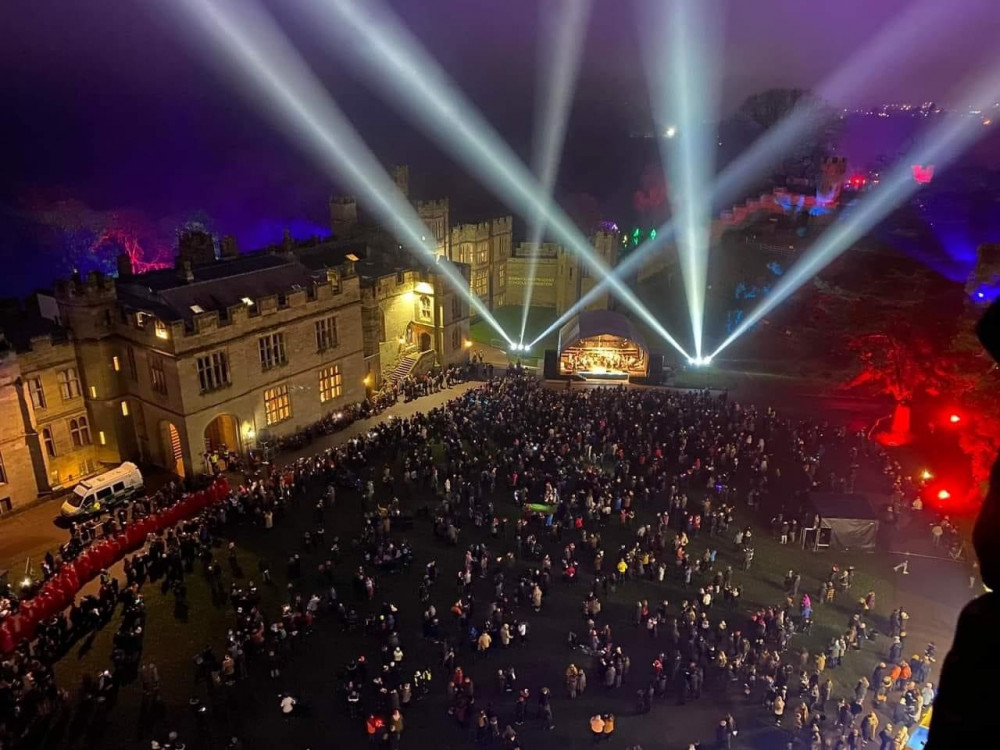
top-left (2, 483), bottom-right (232, 654)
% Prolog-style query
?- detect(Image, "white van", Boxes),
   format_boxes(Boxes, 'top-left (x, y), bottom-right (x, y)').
top-left (61, 462), bottom-right (144, 518)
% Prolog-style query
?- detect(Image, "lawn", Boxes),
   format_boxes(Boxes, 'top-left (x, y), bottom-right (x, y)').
top-left (470, 305), bottom-right (560, 353)
top-left (30, 385), bottom-right (964, 750)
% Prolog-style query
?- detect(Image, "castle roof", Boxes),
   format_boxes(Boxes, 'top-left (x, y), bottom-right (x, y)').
top-left (117, 253), bottom-right (321, 323)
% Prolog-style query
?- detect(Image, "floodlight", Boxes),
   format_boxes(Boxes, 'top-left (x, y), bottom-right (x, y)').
top-left (307, 0), bottom-right (691, 360)
top-left (710, 58), bottom-right (1000, 359)
top-left (170, 0), bottom-right (514, 345)
top-left (520, 0), bottom-right (592, 344)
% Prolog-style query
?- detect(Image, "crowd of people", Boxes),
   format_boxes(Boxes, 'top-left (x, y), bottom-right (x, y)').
top-left (1, 369), bottom-right (958, 749)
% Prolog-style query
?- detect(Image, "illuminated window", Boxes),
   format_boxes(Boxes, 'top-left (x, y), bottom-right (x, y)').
top-left (112, 356), bottom-right (121, 372)
top-left (498, 263), bottom-right (506, 289)
top-left (89, 385), bottom-right (97, 399)
top-left (0, 451), bottom-right (6, 484)
top-left (473, 271), bottom-right (488, 300)
top-left (258, 333), bottom-right (287, 370)
top-left (120, 401), bottom-right (129, 417)
top-left (315, 317), bottom-right (339, 351)
top-left (42, 427), bottom-right (55, 458)
top-left (419, 295), bottom-right (432, 321)
top-left (126, 346), bottom-right (138, 381)
top-left (264, 384), bottom-right (291, 425)
top-left (99, 431), bottom-right (106, 446)
top-left (69, 416), bottom-right (92, 447)
top-left (150, 355), bottom-right (167, 395)
top-left (57, 368), bottom-right (81, 400)
top-left (319, 365), bottom-right (343, 403)
top-left (154, 319), bottom-right (169, 339)
top-left (196, 351), bottom-right (230, 392)
top-left (28, 377), bottom-right (46, 409)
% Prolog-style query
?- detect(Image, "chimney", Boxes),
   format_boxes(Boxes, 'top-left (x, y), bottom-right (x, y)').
top-left (176, 258), bottom-right (194, 283)
top-left (220, 235), bottom-right (239, 259)
top-left (117, 252), bottom-right (133, 278)
top-left (282, 228), bottom-right (294, 253)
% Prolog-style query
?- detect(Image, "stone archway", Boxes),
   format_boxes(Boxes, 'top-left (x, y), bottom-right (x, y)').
top-left (159, 420), bottom-right (186, 478)
top-left (204, 414), bottom-right (241, 455)
top-left (419, 331), bottom-right (432, 352)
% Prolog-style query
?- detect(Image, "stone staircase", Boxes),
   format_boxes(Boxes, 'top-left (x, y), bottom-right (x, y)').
top-left (387, 354), bottom-right (418, 387)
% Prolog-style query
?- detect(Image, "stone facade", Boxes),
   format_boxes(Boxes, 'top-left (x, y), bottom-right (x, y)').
top-left (416, 199), bottom-right (450, 261)
top-left (449, 217), bottom-right (513, 310)
top-left (360, 266), bottom-right (471, 389)
top-left (0, 249), bottom-right (369, 510)
top-left (502, 229), bottom-right (620, 316)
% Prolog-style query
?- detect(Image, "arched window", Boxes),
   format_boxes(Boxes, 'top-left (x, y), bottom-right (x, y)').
top-left (419, 295), bottom-right (432, 320)
top-left (42, 427), bottom-right (56, 457)
top-left (69, 416), bottom-right (92, 447)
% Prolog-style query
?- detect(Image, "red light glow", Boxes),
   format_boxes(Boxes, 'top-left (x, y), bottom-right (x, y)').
top-left (937, 489), bottom-right (951, 501)
top-left (911, 164), bottom-right (935, 184)
top-left (949, 414), bottom-right (961, 424)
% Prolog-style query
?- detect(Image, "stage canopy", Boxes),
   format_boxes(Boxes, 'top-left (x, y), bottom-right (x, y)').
top-left (558, 310), bottom-right (648, 354)
top-left (810, 492), bottom-right (880, 552)
top-left (556, 310), bottom-right (650, 379)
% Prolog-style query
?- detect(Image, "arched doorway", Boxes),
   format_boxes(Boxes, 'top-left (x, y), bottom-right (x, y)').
top-left (204, 414), bottom-right (241, 455)
top-left (419, 331), bottom-right (432, 351)
top-left (159, 420), bottom-right (186, 478)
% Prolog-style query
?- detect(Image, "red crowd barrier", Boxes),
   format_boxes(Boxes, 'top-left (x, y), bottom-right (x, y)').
top-left (0, 479), bottom-right (230, 654)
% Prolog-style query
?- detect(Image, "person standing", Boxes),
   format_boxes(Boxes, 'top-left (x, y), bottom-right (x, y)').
top-left (389, 708), bottom-right (404, 749)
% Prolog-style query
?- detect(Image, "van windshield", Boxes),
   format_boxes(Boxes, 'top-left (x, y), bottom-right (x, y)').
top-left (68, 489), bottom-right (86, 508)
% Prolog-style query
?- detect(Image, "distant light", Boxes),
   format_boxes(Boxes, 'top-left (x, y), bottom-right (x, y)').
top-left (664, 125), bottom-right (677, 139)
top-left (984, 118), bottom-right (993, 126)
top-left (977, 291), bottom-right (986, 299)
top-left (937, 489), bottom-right (951, 500)
top-left (949, 414), bottom-right (961, 424)
top-left (522, 346), bottom-right (530, 354)
top-left (242, 297), bottom-right (255, 306)
top-left (920, 469), bottom-right (932, 481)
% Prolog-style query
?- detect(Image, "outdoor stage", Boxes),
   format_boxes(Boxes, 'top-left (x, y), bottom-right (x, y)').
top-left (557, 310), bottom-right (649, 382)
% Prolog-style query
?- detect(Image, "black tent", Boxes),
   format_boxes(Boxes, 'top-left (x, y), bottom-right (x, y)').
top-left (809, 493), bottom-right (880, 552)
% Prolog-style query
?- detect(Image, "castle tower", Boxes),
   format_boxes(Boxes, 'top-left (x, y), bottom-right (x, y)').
top-left (818, 156), bottom-right (847, 203)
top-left (330, 196), bottom-right (359, 237)
top-left (416, 199), bottom-right (450, 259)
top-left (391, 165), bottom-right (410, 199)
top-left (177, 229), bottom-right (217, 266)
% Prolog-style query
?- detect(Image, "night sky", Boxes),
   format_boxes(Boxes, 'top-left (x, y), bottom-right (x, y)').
top-left (2, 0), bottom-right (998, 293)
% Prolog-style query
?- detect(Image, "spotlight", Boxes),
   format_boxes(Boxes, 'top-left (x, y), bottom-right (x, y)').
top-left (642, 0), bottom-right (721, 359)
top-left (170, 0), bottom-right (515, 347)
top-left (536, 0), bottom-right (963, 345)
top-left (920, 469), bottom-right (933, 481)
top-left (710, 58), bottom-right (1000, 360)
top-left (949, 414), bottom-right (961, 424)
top-left (312, 0), bottom-right (690, 361)
top-left (937, 489), bottom-right (951, 501)
top-left (519, 0), bottom-right (592, 345)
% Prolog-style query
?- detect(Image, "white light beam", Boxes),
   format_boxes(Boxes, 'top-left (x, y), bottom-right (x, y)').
top-left (712, 64), bottom-right (1000, 359)
top-left (170, 0), bottom-right (513, 345)
top-left (309, 0), bottom-right (691, 360)
top-left (520, 0), bottom-right (592, 346)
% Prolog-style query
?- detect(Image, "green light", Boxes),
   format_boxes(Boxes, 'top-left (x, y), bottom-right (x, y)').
top-left (632, 227), bottom-right (640, 246)
top-left (649, 228), bottom-right (657, 240)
